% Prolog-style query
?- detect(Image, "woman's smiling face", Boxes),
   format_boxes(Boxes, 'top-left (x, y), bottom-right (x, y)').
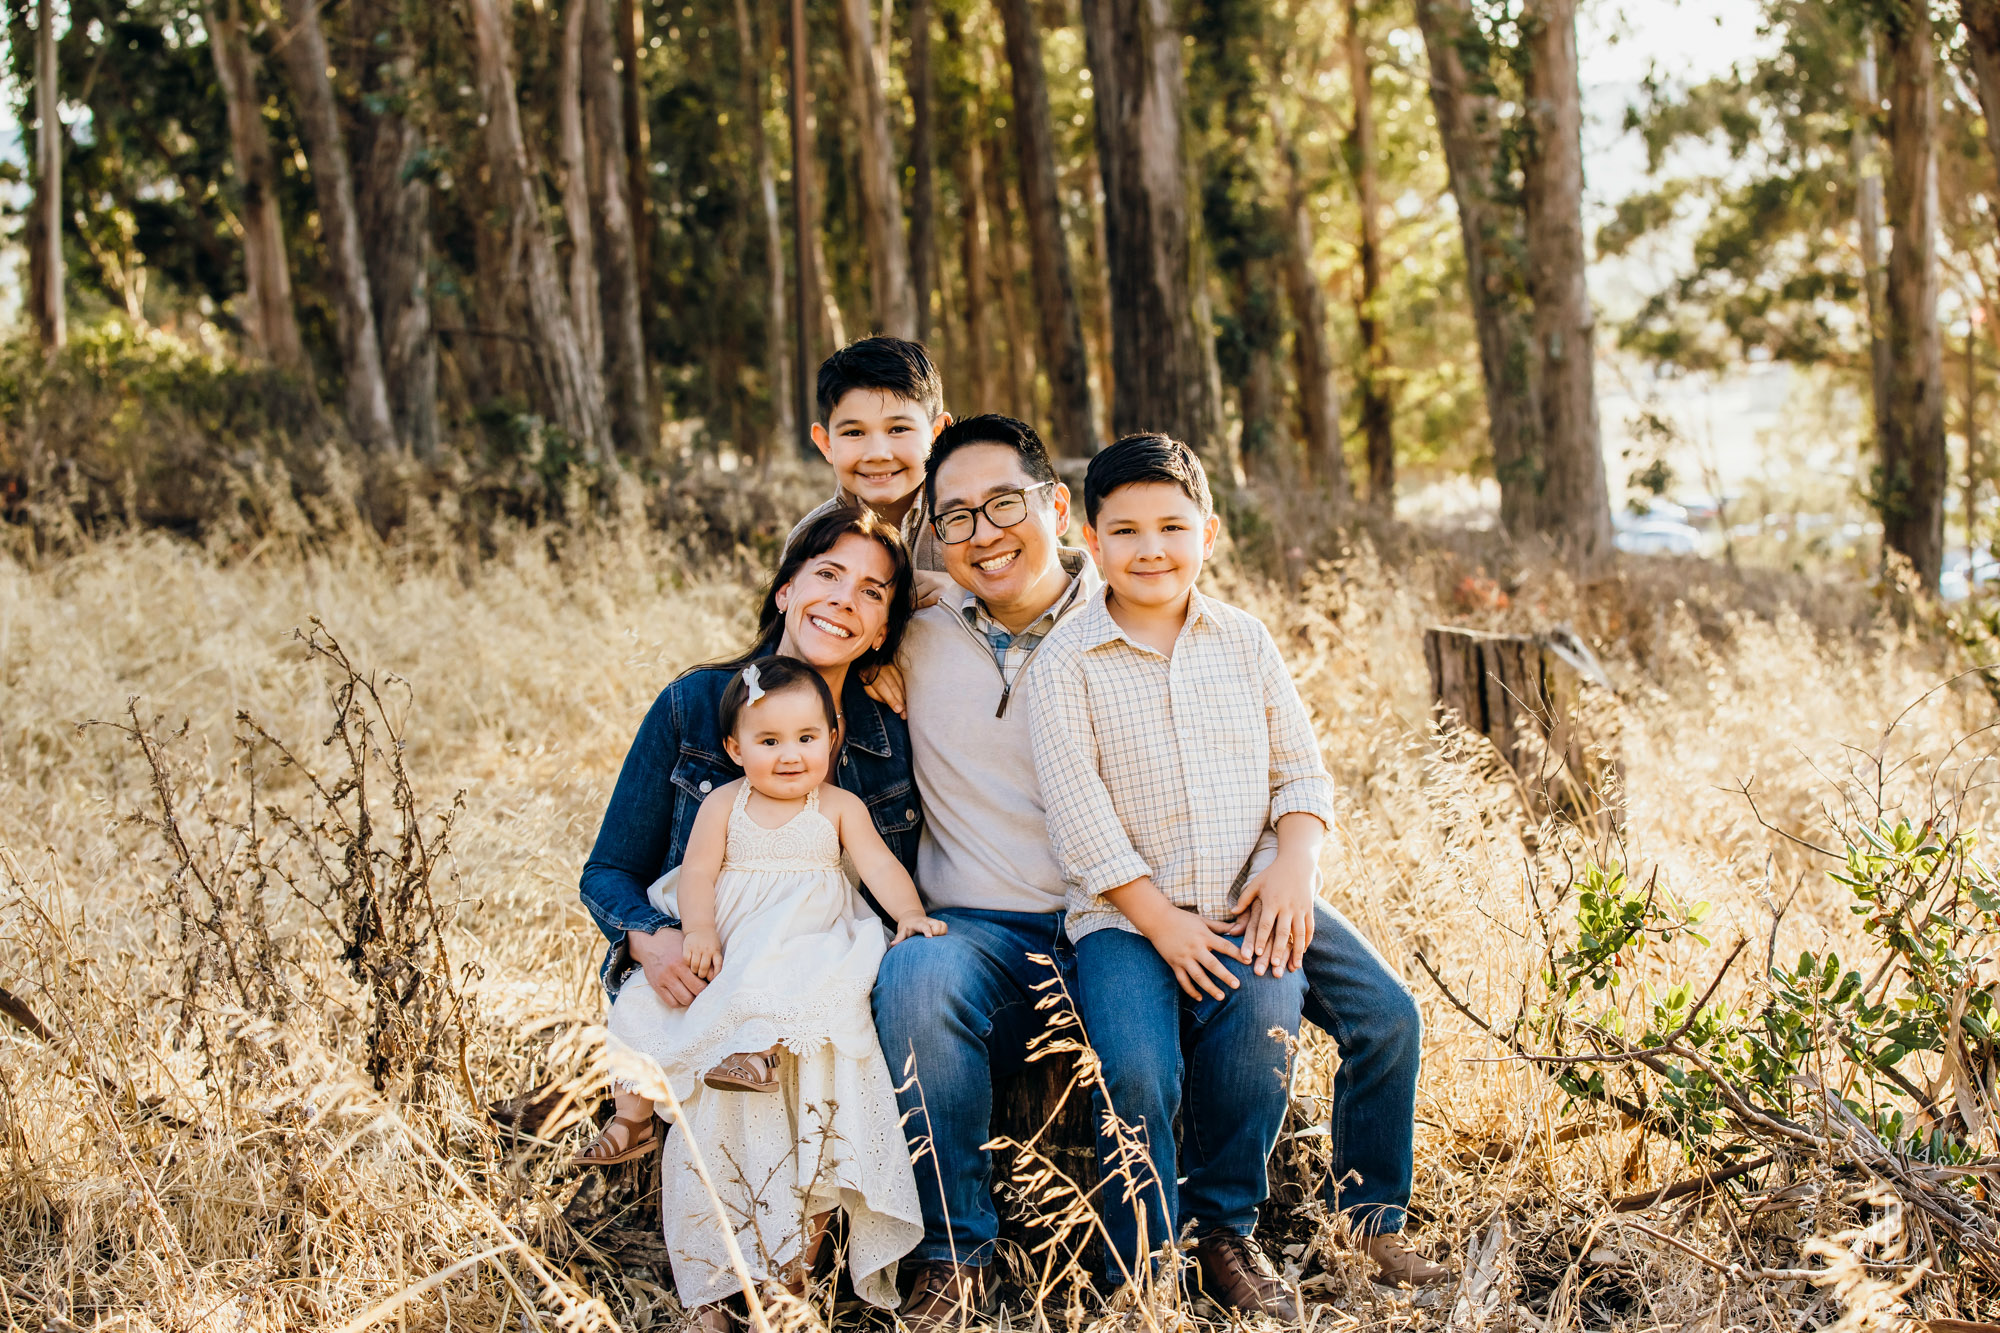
top-left (773, 533), bottom-right (896, 671)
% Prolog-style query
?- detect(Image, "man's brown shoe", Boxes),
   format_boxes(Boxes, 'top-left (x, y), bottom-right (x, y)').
top-left (1363, 1233), bottom-right (1450, 1289)
top-left (898, 1260), bottom-right (997, 1333)
top-left (1191, 1233), bottom-right (1300, 1321)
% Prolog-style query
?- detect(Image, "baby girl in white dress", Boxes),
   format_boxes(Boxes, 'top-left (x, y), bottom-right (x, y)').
top-left (595, 655), bottom-right (946, 1322)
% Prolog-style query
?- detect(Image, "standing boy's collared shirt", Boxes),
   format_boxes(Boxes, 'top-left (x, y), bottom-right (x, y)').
top-left (789, 487), bottom-right (945, 571)
top-left (1025, 585), bottom-right (1338, 943)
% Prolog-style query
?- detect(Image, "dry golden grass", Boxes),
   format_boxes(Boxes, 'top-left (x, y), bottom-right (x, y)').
top-left (2, 512), bottom-right (1994, 1331)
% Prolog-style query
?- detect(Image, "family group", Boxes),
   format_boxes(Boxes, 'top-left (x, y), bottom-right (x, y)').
top-left (575, 336), bottom-right (1447, 1330)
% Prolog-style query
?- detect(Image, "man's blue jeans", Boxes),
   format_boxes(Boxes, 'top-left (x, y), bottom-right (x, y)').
top-left (873, 907), bottom-right (1075, 1268)
top-left (1077, 901), bottom-right (1422, 1277)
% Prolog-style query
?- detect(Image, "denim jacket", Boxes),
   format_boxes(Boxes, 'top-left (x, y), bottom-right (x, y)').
top-left (579, 666), bottom-right (921, 993)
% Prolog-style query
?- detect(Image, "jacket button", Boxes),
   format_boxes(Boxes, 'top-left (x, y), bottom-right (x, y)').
top-left (905, 809), bottom-right (917, 822)
top-left (699, 780), bottom-right (712, 793)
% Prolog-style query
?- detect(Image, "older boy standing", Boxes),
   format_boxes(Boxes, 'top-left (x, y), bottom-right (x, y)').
top-left (790, 335), bottom-right (952, 578)
top-left (1028, 434), bottom-right (1446, 1312)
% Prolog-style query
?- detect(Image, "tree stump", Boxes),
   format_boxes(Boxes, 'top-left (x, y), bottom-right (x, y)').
top-left (1423, 624), bottom-right (1623, 826)
top-left (989, 1048), bottom-right (1103, 1283)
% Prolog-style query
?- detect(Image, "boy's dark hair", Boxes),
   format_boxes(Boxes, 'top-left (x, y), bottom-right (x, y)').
top-left (816, 336), bottom-right (944, 421)
top-left (716, 654), bottom-right (841, 740)
top-left (1082, 432), bottom-right (1212, 524)
top-left (923, 413), bottom-right (1058, 513)
top-left (680, 505), bottom-right (915, 682)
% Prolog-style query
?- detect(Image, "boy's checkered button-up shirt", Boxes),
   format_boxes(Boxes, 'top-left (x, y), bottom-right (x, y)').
top-left (1025, 585), bottom-right (1337, 942)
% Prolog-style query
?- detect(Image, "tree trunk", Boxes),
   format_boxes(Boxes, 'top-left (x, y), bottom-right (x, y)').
top-left (736, 0), bottom-right (794, 455)
top-left (986, 138), bottom-right (1032, 417)
top-left (997, 0), bottom-right (1100, 455)
top-left (1964, 2), bottom-right (2000, 219)
top-left (836, 0), bottom-right (916, 336)
top-left (206, 0), bottom-right (307, 371)
top-left (908, 0), bottom-right (936, 346)
top-left (468, 0), bottom-right (610, 457)
top-left (276, 0), bottom-right (396, 449)
top-left (350, 0), bottom-right (439, 457)
top-left (558, 0), bottom-right (603, 378)
top-left (1235, 261), bottom-right (1281, 479)
top-left (1347, 0), bottom-right (1393, 509)
top-left (1855, 37), bottom-right (1892, 443)
top-left (1518, 0), bottom-right (1611, 572)
top-left (1414, 0), bottom-right (1541, 536)
top-left (787, 0), bottom-right (819, 450)
top-left (616, 0), bottom-right (653, 333)
top-left (1271, 113), bottom-right (1347, 496)
top-left (1081, 0), bottom-right (1220, 465)
top-left (960, 128), bottom-right (994, 410)
top-left (1879, 3), bottom-right (1947, 590)
top-left (31, 0), bottom-right (64, 353)
top-left (584, 0), bottom-right (654, 454)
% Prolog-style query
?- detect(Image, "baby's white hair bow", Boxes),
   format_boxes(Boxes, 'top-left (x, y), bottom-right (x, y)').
top-left (742, 663), bottom-right (765, 704)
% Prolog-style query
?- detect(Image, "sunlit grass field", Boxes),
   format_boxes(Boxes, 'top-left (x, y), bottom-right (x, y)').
top-left (2, 511), bottom-right (1991, 1331)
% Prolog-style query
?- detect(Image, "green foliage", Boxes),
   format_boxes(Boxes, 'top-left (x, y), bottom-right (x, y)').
top-left (1534, 816), bottom-right (1998, 1170)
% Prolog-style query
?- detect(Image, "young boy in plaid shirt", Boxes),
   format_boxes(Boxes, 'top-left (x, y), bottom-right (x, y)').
top-left (1027, 434), bottom-right (1446, 1310)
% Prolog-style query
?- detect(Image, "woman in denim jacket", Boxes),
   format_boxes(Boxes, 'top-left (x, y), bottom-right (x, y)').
top-left (578, 508), bottom-right (923, 1124)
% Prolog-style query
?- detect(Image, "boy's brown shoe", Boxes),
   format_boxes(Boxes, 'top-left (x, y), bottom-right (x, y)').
top-left (1191, 1233), bottom-right (1300, 1321)
top-left (1364, 1233), bottom-right (1450, 1288)
top-left (897, 1260), bottom-right (997, 1333)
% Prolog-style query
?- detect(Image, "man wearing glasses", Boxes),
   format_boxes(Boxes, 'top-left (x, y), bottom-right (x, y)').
top-left (873, 414), bottom-right (1099, 1330)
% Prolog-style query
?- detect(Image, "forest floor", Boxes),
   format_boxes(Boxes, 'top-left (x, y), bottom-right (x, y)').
top-left (1, 512), bottom-right (1994, 1332)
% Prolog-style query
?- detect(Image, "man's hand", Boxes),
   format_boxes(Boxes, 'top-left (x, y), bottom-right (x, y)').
top-left (1134, 906), bottom-right (1248, 1001)
top-left (1231, 849), bottom-right (1318, 976)
top-left (630, 927), bottom-right (707, 1007)
top-left (861, 662), bottom-right (908, 718)
top-left (912, 570), bottom-right (955, 609)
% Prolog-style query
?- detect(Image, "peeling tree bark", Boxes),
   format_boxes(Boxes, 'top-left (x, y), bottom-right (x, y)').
top-left (836, 0), bottom-right (915, 336)
top-left (1415, 0), bottom-right (1541, 537)
top-left (1854, 38), bottom-right (1891, 445)
top-left (348, 0), bottom-right (438, 457)
top-left (734, 0), bottom-right (792, 454)
top-left (206, 0), bottom-right (307, 371)
top-left (908, 0), bottom-right (936, 346)
top-left (1347, 0), bottom-right (1394, 508)
top-left (583, 0), bottom-right (654, 454)
top-left (468, 0), bottom-right (609, 458)
top-left (1879, 1), bottom-right (1946, 590)
top-left (276, 0), bottom-right (395, 448)
top-left (31, 0), bottom-right (64, 353)
top-left (1271, 111), bottom-right (1348, 497)
top-left (997, 0), bottom-right (1100, 455)
top-left (1081, 0), bottom-right (1221, 465)
top-left (1518, 0), bottom-right (1612, 573)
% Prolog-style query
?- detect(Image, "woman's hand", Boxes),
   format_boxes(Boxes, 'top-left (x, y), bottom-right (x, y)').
top-left (682, 927), bottom-right (723, 980)
top-left (630, 927), bottom-right (708, 1007)
top-left (890, 915), bottom-right (949, 945)
top-left (861, 662), bottom-right (908, 717)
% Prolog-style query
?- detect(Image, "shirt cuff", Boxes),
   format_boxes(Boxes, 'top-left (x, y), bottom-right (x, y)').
top-left (616, 905), bottom-right (681, 936)
top-left (1077, 851), bottom-right (1154, 901)
top-left (1270, 782), bottom-right (1336, 830)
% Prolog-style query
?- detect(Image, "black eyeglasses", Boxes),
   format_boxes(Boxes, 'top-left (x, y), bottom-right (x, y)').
top-left (932, 481), bottom-right (1056, 545)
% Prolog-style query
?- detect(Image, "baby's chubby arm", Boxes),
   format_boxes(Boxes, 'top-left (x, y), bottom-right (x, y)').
top-left (822, 786), bottom-right (947, 944)
top-left (671, 784), bottom-right (735, 982)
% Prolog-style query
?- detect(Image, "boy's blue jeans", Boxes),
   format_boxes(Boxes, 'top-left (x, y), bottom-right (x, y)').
top-left (872, 900), bottom-right (1421, 1275)
top-left (1078, 901), bottom-right (1423, 1278)
top-left (873, 907), bottom-right (1076, 1267)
